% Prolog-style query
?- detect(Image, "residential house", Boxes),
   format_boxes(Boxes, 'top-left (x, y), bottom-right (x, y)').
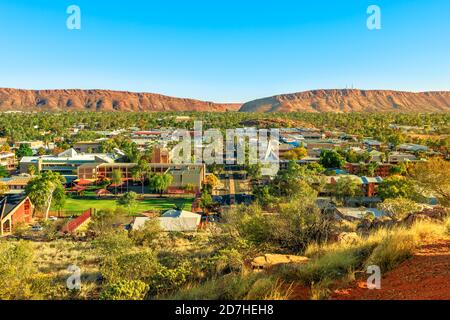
top-left (334, 207), bottom-right (384, 221)
top-left (0, 175), bottom-right (32, 194)
top-left (388, 152), bottom-right (417, 164)
top-left (398, 143), bottom-right (429, 153)
top-left (325, 175), bottom-right (383, 197)
top-left (345, 162), bottom-right (392, 177)
top-left (363, 139), bottom-right (382, 151)
top-left (304, 139), bottom-right (347, 157)
top-left (73, 140), bottom-right (105, 153)
top-left (361, 176), bottom-right (383, 197)
top-left (0, 152), bottom-right (16, 172)
top-left (0, 195), bottom-right (34, 236)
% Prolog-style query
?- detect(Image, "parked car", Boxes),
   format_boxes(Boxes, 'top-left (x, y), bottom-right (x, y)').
top-left (48, 216), bottom-right (58, 221)
top-left (31, 225), bottom-right (43, 231)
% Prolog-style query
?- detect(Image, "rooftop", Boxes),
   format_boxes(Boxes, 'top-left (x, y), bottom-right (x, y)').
top-left (0, 194), bottom-right (27, 219)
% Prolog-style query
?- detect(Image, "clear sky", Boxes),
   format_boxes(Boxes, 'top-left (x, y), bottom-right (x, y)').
top-left (0, 0), bottom-right (449, 102)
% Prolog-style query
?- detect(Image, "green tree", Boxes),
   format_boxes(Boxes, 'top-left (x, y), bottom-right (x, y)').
top-left (199, 190), bottom-right (213, 212)
top-left (0, 182), bottom-right (8, 196)
top-left (27, 164), bottom-right (37, 176)
top-left (327, 176), bottom-right (363, 204)
top-left (389, 163), bottom-right (407, 176)
top-left (207, 163), bottom-right (225, 175)
top-left (320, 149), bottom-right (345, 169)
top-left (245, 163), bottom-right (262, 180)
top-left (52, 185), bottom-right (67, 214)
top-left (37, 147), bottom-right (46, 156)
top-left (89, 209), bottom-right (128, 236)
top-left (409, 158), bottom-right (450, 206)
top-left (206, 174), bottom-right (219, 190)
top-left (111, 169), bottom-right (123, 195)
top-left (0, 165), bottom-right (9, 178)
top-left (15, 144), bottom-right (33, 159)
top-left (150, 173), bottom-right (173, 196)
top-left (378, 175), bottom-right (417, 201)
top-left (25, 171), bottom-right (66, 219)
top-left (132, 160), bottom-right (149, 195)
top-left (117, 191), bottom-right (138, 214)
top-left (284, 147), bottom-right (308, 160)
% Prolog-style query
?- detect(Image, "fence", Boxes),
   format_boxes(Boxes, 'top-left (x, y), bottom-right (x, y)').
top-left (34, 210), bottom-right (86, 218)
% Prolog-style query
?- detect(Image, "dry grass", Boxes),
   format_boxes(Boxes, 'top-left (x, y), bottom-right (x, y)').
top-left (276, 219), bottom-right (450, 299)
top-left (31, 240), bottom-right (100, 299)
top-left (166, 272), bottom-right (293, 300)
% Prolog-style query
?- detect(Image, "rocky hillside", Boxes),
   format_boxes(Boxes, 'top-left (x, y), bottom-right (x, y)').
top-left (0, 88), bottom-right (241, 112)
top-left (239, 89), bottom-right (450, 113)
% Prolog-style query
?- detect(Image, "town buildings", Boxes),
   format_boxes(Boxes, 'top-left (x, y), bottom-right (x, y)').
top-left (77, 162), bottom-right (206, 192)
top-left (19, 148), bottom-right (118, 182)
top-left (0, 151), bottom-right (16, 172)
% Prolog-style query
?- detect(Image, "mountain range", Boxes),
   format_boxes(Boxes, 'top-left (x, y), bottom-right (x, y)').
top-left (0, 88), bottom-right (449, 113)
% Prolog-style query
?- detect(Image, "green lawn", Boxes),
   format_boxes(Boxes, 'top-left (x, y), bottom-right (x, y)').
top-left (56, 197), bottom-right (194, 215)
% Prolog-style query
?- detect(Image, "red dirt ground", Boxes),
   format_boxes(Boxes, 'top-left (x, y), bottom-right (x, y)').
top-left (331, 237), bottom-right (450, 300)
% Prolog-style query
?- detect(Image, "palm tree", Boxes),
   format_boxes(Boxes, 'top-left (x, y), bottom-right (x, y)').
top-left (111, 169), bottom-right (122, 196)
top-left (132, 160), bottom-right (150, 195)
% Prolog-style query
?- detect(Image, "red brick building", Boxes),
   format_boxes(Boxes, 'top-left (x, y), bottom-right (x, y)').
top-left (0, 195), bottom-right (34, 236)
top-left (345, 163), bottom-right (392, 178)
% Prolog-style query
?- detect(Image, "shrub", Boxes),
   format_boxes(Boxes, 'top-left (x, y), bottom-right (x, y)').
top-left (365, 232), bottom-right (415, 272)
top-left (288, 244), bottom-right (374, 285)
top-left (273, 197), bottom-right (333, 252)
top-left (0, 241), bottom-right (35, 299)
top-left (100, 250), bottom-right (159, 284)
top-left (130, 218), bottom-right (161, 246)
top-left (93, 231), bottom-right (133, 257)
top-left (223, 204), bottom-right (272, 245)
top-left (88, 209), bottom-right (128, 236)
top-left (100, 280), bottom-right (149, 300)
top-left (147, 261), bottom-right (193, 297)
top-left (205, 248), bottom-right (244, 276)
top-left (40, 219), bottom-right (65, 241)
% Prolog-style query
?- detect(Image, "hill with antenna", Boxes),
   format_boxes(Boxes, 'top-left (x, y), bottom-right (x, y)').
top-left (239, 89), bottom-right (450, 113)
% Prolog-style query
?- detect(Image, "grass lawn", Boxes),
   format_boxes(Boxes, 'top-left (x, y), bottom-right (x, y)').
top-left (57, 197), bottom-right (194, 215)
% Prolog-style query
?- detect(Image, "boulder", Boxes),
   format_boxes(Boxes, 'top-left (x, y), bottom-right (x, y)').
top-left (403, 213), bottom-right (434, 226)
top-left (251, 254), bottom-right (309, 269)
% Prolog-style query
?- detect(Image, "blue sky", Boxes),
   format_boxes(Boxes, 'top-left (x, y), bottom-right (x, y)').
top-left (0, 0), bottom-right (449, 102)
